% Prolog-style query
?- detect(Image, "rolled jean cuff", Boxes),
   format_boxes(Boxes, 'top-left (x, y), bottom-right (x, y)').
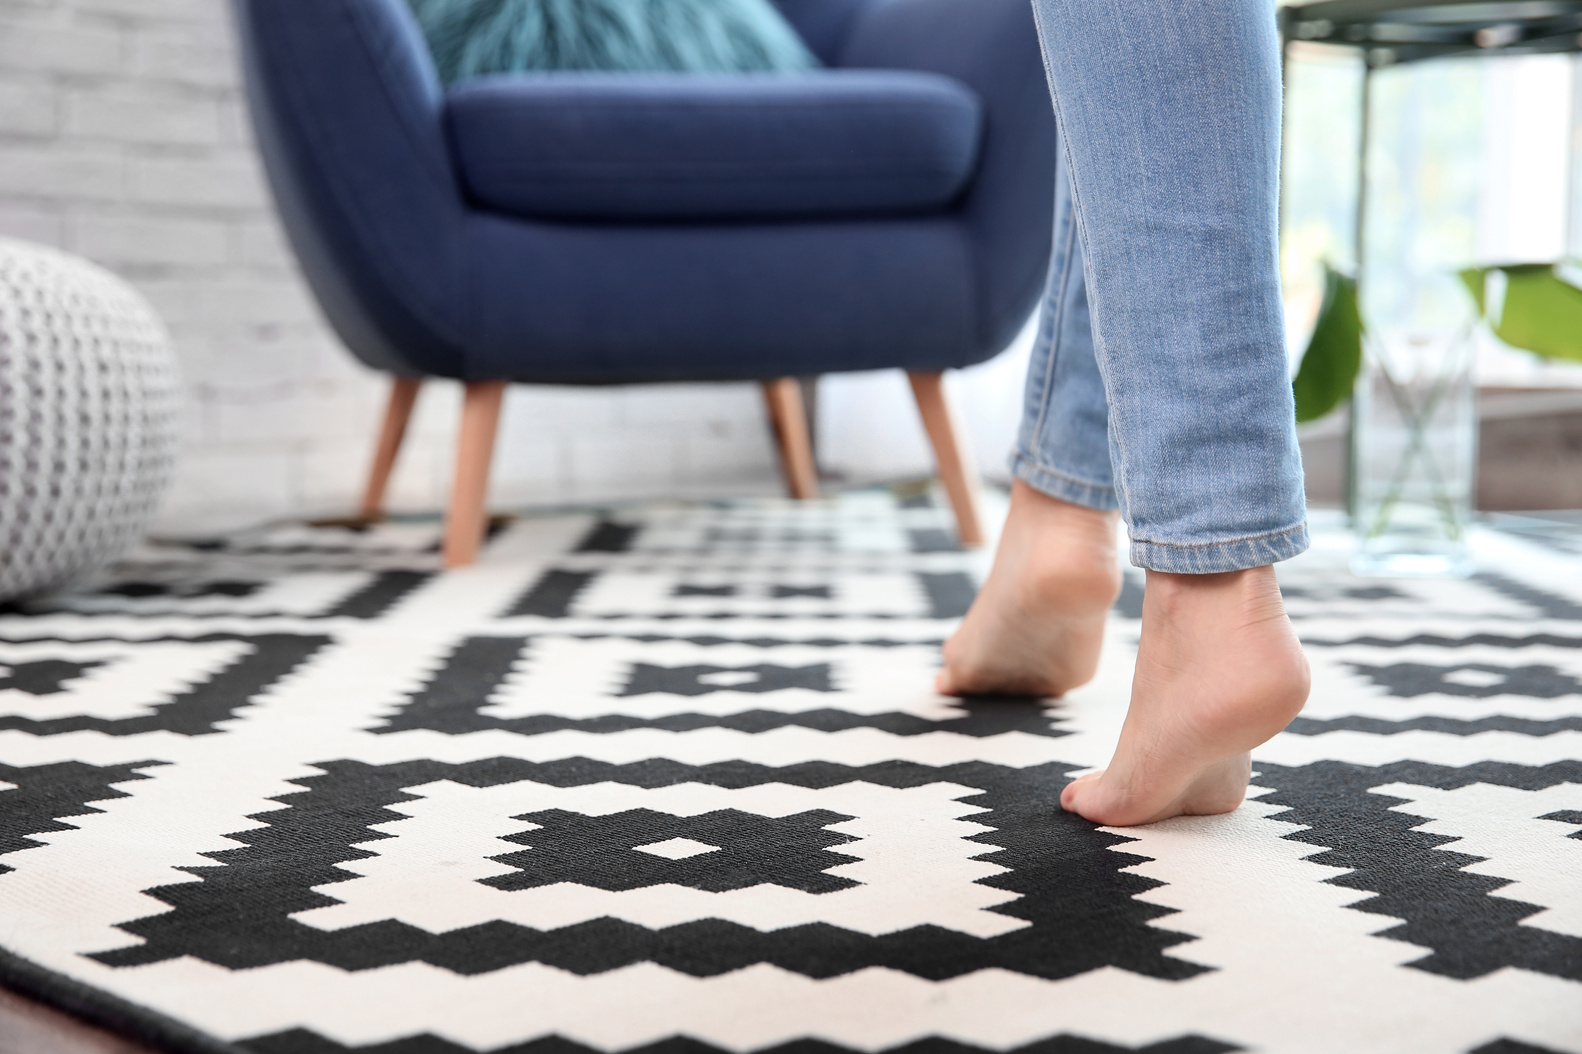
top-left (1130, 521), bottom-right (1310, 574)
top-left (1011, 452), bottom-right (1121, 511)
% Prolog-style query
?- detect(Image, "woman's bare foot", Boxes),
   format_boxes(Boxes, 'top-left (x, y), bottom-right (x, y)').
top-left (936, 480), bottom-right (1122, 697)
top-left (1060, 565), bottom-right (1310, 826)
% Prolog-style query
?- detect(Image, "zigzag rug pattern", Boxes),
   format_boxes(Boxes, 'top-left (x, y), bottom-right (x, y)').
top-left (0, 493), bottom-right (1578, 1054)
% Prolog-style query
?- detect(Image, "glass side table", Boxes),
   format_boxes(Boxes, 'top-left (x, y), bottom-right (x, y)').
top-left (1280, 0), bottom-right (1582, 305)
top-left (1280, 0), bottom-right (1582, 574)
top-left (1281, 1), bottom-right (1582, 68)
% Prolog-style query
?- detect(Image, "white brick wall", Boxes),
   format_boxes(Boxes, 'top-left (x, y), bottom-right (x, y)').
top-left (0, 0), bottom-right (1028, 534)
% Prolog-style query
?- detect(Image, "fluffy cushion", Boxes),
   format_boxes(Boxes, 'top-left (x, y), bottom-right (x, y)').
top-left (407, 0), bottom-right (818, 84)
top-left (446, 71), bottom-right (984, 221)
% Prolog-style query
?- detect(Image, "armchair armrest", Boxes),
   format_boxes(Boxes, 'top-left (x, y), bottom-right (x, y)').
top-left (837, 0), bottom-right (1058, 357)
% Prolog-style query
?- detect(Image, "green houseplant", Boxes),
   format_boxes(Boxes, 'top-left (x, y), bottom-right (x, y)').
top-left (1292, 263), bottom-right (1363, 423)
top-left (1292, 260), bottom-right (1582, 424)
top-left (1459, 262), bottom-right (1582, 365)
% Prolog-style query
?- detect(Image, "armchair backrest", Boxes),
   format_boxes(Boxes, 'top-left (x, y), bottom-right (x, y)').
top-left (232, 0), bottom-right (468, 376)
top-left (770, 0), bottom-right (876, 63)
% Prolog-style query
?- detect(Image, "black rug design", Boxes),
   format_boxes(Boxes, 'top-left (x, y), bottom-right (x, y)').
top-left (1255, 760), bottom-right (1582, 981)
top-left (0, 760), bottom-right (157, 871)
top-left (0, 496), bottom-right (1577, 1054)
top-left (89, 758), bottom-right (1195, 983)
top-left (0, 634), bottom-right (329, 736)
top-left (502, 566), bottom-right (976, 620)
top-left (378, 635), bottom-right (1067, 740)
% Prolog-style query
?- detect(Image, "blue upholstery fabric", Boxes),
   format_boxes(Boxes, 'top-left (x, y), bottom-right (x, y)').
top-left (838, 0), bottom-right (1061, 358)
top-left (446, 71), bottom-right (982, 221)
top-left (768, 0), bottom-right (870, 64)
top-left (231, 0), bottom-right (1055, 384)
top-left (235, 0), bottom-right (466, 377)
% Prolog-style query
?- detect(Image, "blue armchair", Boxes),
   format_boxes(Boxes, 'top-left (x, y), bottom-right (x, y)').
top-left (232, 0), bottom-right (1056, 565)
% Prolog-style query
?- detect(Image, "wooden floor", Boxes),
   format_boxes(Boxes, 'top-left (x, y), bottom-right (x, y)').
top-left (0, 984), bottom-right (155, 1054)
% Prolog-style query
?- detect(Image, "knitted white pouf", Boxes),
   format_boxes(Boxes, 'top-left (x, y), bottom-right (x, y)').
top-left (0, 238), bottom-right (181, 602)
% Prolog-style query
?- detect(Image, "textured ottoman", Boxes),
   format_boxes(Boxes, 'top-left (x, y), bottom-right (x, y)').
top-left (0, 238), bottom-right (181, 602)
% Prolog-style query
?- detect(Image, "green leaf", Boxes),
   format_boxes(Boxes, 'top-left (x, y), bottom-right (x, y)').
top-left (1488, 264), bottom-right (1582, 364)
top-left (1292, 263), bottom-right (1363, 423)
top-left (1458, 266), bottom-right (1486, 316)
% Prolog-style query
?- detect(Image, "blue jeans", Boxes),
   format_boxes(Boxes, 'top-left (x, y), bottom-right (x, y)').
top-left (1012, 0), bottom-right (1309, 574)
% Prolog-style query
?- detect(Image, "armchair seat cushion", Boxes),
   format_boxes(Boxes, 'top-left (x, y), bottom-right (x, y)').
top-left (445, 70), bottom-right (983, 221)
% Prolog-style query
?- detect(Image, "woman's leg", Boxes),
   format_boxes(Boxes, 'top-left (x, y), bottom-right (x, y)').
top-left (941, 0), bottom-right (1311, 825)
top-left (1008, 144), bottom-right (1114, 516)
top-left (1032, 0), bottom-right (1307, 567)
top-left (936, 149), bottom-right (1122, 699)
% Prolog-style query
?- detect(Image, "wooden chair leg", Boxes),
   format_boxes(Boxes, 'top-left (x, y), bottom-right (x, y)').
top-left (442, 380), bottom-right (507, 569)
top-left (360, 375), bottom-right (422, 520)
top-left (907, 371), bottom-right (985, 548)
top-left (762, 378), bottom-right (819, 500)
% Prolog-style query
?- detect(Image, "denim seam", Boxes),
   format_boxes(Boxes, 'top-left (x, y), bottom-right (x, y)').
top-left (1025, 3), bottom-right (1069, 454)
top-left (1030, 18), bottom-right (1126, 514)
top-left (1023, 308), bottom-right (1059, 450)
top-left (1012, 453), bottom-right (1115, 495)
top-left (1027, 200), bottom-right (1081, 446)
top-left (1131, 521), bottom-right (1309, 551)
top-left (1012, 457), bottom-right (1119, 513)
top-left (1131, 525), bottom-right (1311, 574)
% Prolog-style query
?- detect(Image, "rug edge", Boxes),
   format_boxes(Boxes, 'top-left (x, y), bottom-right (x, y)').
top-left (0, 945), bottom-right (245, 1054)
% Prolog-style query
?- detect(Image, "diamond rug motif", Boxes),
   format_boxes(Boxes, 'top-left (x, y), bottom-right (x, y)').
top-left (0, 492), bottom-right (1579, 1054)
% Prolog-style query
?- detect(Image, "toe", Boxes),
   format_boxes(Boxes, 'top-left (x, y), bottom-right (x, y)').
top-left (1059, 771), bottom-right (1102, 812)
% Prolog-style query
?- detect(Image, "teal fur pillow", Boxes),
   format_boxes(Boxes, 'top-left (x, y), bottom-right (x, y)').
top-left (407, 0), bottom-right (820, 84)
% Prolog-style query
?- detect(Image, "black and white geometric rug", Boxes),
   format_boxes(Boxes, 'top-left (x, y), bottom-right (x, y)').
top-left (1, 490), bottom-right (1578, 1054)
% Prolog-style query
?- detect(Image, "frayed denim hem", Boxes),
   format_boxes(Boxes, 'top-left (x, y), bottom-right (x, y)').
top-left (1130, 521), bottom-right (1310, 574)
top-left (1010, 452), bottom-right (1121, 512)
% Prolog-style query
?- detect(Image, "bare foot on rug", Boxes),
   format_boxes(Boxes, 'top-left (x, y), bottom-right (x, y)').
top-left (1060, 565), bottom-right (1310, 826)
top-left (936, 480), bottom-right (1121, 698)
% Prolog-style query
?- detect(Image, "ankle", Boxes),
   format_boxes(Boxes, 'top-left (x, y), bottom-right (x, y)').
top-left (1143, 566), bottom-right (1285, 623)
top-left (1139, 566), bottom-right (1309, 714)
top-left (1007, 482), bottom-right (1120, 561)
